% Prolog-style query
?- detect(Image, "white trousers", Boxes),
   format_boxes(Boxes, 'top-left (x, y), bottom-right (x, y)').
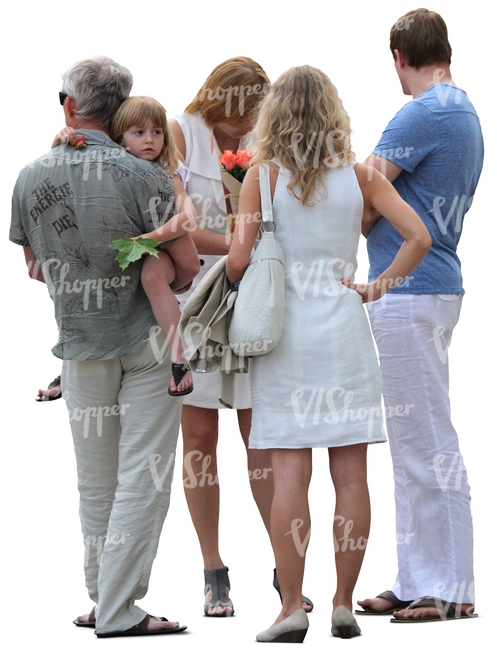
top-left (62, 332), bottom-right (182, 633)
top-left (368, 294), bottom-right (474, 604)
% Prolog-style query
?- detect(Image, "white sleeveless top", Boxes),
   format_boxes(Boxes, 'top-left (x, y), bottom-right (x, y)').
top-left (249, 164), bottom-right (386, 448)
top-left (174, 112), bottom-right (251, 409)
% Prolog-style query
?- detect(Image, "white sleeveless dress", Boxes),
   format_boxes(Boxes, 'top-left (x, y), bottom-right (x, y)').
top-left (249, 164), bottom-right (386, 448)
top-left (174, 112), bottom-right (252, 409)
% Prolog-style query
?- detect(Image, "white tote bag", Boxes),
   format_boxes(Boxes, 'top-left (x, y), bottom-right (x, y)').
top-left (228, 163), bottom-right (286, 357)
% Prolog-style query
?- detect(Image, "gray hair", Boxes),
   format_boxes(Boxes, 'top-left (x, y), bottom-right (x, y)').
top-left (62, 56), bottom-right (133, 131)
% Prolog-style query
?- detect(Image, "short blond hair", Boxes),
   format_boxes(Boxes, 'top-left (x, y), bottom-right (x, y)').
top-left (111, 96), bottom-right (181, 173)
top-left (252, 66), bottom-right (355, 206)
top-left (185, 57), bottom-right (270, 128)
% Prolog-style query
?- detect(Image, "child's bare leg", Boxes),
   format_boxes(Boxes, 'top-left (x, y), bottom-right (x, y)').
top-left (141, 250), bottom-right (192, 394)
top-left (165, 234), bottom-right (200, 292)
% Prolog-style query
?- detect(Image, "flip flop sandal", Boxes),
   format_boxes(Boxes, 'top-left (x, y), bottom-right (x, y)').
top-left (355, 590), bottom-right (413, 615)
top-left (35, 375), bottom-right (62, 402)
top-left (168, 363), bottom-right (193, 397)
top-left (204, 566), bottom-right (234, 617)
top-left (95, 615), bottom-right (187, 637)
top-left (273, 568), bottom-right (314, 613)
top-left (390, 597), bottom-right (478, 623)
top-left (73, 605), bottom-right (96, 628)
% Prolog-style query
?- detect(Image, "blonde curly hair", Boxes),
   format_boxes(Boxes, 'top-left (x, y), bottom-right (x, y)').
top-left (251, 66), bottom-right (355, 206)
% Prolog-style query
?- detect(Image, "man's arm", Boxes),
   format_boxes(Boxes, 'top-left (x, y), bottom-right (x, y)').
top-left (361, 154), bottom-right (403, 237)
top-left (24, 246), bottom-right (45, 282)
top-left (364, 154), bottom-right (403, 183)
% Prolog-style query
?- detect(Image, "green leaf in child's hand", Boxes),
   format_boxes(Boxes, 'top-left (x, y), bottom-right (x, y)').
top-left (109, 237), bottom-right (160, 270)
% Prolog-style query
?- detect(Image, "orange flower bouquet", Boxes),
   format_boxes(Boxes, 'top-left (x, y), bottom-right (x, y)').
top-left (219, 149), bottom-right (252, 235)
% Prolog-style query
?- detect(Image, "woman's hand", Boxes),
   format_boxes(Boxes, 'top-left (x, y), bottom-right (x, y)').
top-left (51, 127), bottom-right (78, 149)
top-left (341, 278), bottom-right (383, 303)
top-left (226, 166), bottom-right (263, 283)
top-left (354, 163), bottom-right (431, 296)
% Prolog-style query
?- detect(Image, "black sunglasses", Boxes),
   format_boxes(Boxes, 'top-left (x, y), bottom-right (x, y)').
top-left (59, 92), bottom-right (68, 106)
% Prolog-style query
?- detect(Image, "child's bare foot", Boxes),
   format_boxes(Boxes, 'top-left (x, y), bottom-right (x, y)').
top-left (36, 375), bottom-right (62, 401)
top-left (169, 363), bottom-right (193, 396)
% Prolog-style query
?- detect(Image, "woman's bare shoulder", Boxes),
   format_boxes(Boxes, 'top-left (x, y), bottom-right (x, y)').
top-left (353, 162), bottom-right (384, 204)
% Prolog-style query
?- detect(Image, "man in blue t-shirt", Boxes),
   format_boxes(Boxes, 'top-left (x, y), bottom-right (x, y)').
top-left (356, 9), bottom-right (483, 622)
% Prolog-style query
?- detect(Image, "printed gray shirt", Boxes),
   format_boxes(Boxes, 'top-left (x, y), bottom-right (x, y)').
top-left (10, 130), bottom-right (176, 360)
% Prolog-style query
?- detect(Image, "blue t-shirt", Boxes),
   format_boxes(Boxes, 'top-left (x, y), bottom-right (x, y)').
top-left (367, 84), bottom-right (484, 294)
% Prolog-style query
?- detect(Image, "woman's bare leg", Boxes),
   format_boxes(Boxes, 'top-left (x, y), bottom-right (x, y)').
top-left (182, 405), bottom-right (222, 566)
top-left (268, 448), bottom-right (312, 626)
top-left (238, 408), bottom-right (274, 534)
top-left (182, 405), bottom-right (231, 615)
top-left (328, 443), bottom-right (370, 611)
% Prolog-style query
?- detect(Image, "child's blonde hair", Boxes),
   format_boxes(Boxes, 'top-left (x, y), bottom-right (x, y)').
top-left (185, 56), bottom-right (270, 129)
top-left (111, 96), bottom-right (181, 173)
top-left (252, 66), bottom-right (355, 206)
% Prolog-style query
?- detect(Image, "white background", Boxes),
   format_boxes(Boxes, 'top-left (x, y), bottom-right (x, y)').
top-left (0, 1), bottom-right (493, 648)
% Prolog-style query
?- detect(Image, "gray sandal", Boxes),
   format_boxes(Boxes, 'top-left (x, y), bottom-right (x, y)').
top-left (204, 566), bottom-right (234, 617)
top-left (273, 568), bottom-right (314, 613)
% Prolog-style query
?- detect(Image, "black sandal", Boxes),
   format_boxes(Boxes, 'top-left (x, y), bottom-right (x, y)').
top-left (36, 375), bottom-right (62, 402)
top-left (273, 568), bottom-right (314, 613)
top-left (168, 363), bottom-right (193, 397)
top-left (204, 566), bottom-right (234, 617)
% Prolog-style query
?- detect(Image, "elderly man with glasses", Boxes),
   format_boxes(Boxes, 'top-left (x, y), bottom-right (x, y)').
top-left (10, 56), bottom-right (187, 638)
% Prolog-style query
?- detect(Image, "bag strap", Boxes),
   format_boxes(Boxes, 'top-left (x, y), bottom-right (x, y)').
top-left (259, 163), bottom-right (276, 232)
